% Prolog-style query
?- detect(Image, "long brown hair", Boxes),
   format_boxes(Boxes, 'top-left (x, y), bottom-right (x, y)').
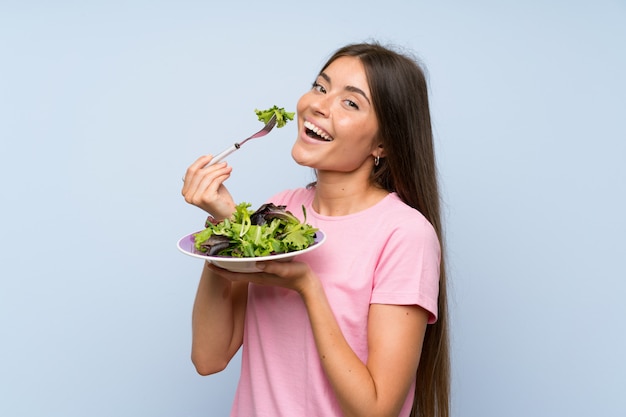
top-left (321, 42), bottom-right (450, 417)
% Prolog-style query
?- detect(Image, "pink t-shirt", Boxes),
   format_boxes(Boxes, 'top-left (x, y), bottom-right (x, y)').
top-left (230, 188), bottom-right (440, 417)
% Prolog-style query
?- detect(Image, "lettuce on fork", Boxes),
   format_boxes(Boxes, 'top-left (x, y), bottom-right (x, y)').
top-left (255, 106), bottom-right (295, 128)
top-left (194, 202), bottom-right (317, 258)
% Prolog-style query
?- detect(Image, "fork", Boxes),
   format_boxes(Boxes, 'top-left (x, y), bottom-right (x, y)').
top-left (205, 113), bottom-right (277, 167)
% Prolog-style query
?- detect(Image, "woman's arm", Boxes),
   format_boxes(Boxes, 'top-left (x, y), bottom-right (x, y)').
top-left (191, 262), bottom-right (249, 375)
top-left (301, 276), bottom-right (428, 417)
top-left (182, 154), bottom-right (249, 375)
top-left (211, 261), bottom-right (428, 416)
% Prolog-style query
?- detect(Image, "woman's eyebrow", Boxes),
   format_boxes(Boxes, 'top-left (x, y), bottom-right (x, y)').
top-left (318, 71), bottom-right (371, 105)
top-left (345, 85), bottom-right (371, 105)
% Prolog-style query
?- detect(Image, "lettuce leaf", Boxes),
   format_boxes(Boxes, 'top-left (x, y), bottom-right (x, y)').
top-left (254, 105), bottom-right (295, 128)
top-left (194, 202), bottom-right (317, 258)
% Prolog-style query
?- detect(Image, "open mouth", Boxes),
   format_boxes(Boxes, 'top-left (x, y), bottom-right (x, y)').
top-left (304, 121), bottom-right (333, 141)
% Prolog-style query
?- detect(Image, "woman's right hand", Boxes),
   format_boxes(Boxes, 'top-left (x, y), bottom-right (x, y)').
top-left (181, 155), bottom-right (236, 220)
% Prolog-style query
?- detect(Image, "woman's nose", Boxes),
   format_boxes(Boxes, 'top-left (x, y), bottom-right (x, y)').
top-left (309, 94), bottom-right (331, 116)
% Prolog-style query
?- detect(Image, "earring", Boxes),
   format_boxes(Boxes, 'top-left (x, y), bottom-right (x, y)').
top-left (374, 155), bottom-right (380, 166)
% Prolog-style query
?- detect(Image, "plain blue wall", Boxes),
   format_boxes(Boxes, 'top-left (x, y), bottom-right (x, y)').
top-left (1, 1), bottom-right (624, 416)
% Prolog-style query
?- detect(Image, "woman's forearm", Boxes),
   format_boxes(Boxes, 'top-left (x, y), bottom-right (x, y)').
top-left (191, 262), bottom-right (248, 375)
top-left (300, 276), bottom-right (424, 417)
top-left (300, 279), bottom-right (385, 417)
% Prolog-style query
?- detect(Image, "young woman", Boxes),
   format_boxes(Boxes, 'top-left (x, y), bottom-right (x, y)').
top-left (181, 42), bottom-right (450, 417)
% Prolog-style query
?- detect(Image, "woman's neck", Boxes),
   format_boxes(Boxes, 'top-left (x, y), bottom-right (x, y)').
top-left (312, 171), bottom-right (389, 216)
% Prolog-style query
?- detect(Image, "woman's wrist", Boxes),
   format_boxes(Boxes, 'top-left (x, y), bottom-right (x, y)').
top-left (298, 270), bottom-right (324, 302)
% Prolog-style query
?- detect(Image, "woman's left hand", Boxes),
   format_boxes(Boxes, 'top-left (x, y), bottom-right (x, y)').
top-left (205, 260), bottom-right (315, 295)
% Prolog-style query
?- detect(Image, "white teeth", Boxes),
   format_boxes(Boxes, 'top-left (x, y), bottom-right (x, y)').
top-left (304, 121), bottom-right (332, 141)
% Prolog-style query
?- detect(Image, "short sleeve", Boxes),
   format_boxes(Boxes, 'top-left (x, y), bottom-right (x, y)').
top-left (370, 217), bottom-right (441, 323)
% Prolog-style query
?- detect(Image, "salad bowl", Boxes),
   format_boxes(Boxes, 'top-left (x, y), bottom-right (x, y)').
top-left (177, 230), bottom-right (326, 273)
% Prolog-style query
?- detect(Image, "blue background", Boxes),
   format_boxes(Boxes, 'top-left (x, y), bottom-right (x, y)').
top-left (1, 1), bottom-right (625, 416)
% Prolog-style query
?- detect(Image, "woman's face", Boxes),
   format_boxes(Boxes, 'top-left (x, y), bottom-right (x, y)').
top-left (291, 56), bottom-right (380, 173)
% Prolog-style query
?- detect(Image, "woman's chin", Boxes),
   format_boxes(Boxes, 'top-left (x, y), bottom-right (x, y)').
top-left (290, 147), bottom-right (316, 168)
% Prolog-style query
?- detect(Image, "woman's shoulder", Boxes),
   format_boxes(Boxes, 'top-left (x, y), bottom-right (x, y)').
top-left (379, 193), bottom-right (429, 221)
top-left (377, 193), bottom-right (438, 239)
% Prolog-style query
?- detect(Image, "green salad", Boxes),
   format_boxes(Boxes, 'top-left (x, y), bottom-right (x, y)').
top-left (254, 105), bottom-right (295, 128)
top-left (194, 202), bottom-right (318, 258)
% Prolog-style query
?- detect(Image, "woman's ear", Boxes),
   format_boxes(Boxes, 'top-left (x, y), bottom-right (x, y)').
top-left (377, 143), bottom-right (386, 158)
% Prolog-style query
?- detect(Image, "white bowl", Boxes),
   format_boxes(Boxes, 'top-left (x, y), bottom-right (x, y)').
top-left (177, 230), bottom-right (326, 273)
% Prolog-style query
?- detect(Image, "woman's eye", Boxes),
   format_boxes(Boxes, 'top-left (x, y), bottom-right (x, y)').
top-left (312, 82), bottom-right (326, 93)
top-left (345, 99), bottom-right (359, 109)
